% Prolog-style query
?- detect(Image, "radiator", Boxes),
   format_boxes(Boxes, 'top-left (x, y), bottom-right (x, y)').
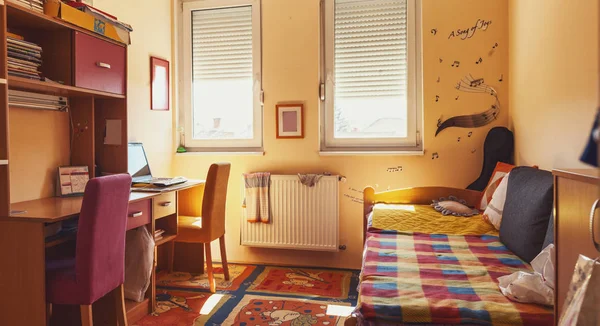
top-left (241, 175), bottom-right (339, 251)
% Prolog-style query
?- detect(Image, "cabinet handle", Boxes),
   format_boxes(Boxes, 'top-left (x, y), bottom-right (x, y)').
top-left (129, 211), bottom-right (143, 218)
top-left (160, 201), bottom-right (172, 207)
top-left (96, 62), bottom-right (111, 69)
top-left (590, 199), bottom-right (600, 252)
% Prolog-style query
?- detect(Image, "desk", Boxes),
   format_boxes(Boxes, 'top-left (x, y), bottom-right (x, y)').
top-left (0, 180), bottom-right (205, 326)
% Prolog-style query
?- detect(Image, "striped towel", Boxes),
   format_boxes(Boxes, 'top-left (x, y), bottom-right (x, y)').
top-left (243, 172), bottom-right (271, 223)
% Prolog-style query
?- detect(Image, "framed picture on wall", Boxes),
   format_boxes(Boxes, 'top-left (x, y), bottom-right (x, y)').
top-left (276, 104), bottom-right (304, 139)
top-left (150, 56), bottom-right (170, 111)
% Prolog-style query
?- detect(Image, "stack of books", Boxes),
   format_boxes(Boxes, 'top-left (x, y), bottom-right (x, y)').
top-left (12, 0), bottom-right (44, 13)
top-left (8, 34), bottom-right (43, 81)
top-left (154, 229), bottom-right (166, 242)
top-left (8, 90), bottom-right (68, 111)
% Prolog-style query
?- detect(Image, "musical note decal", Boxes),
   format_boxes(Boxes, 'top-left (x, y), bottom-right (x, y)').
top-left (437, 118), bottom-right (443, 127)
top-left (432, 152), bottom-right (440, 160)
top-left (471, 149), bottom-right (477, 154)
top-left (489, 42), bottom-right (499, 56)
top-left (439, 58), bottom-right (443, 63)
top-left (451, 61), bottom-right (460, 67)
top-left (435, 75), bottom-right (500, 136)
top-left (431, 29), bottom-right (437, 35)
top-left (468, 131), bottom-right (473, 137)
top-left (475, 57), bottom-right (483, 64)
top-left (455, 96), bottom-right (459, 100)
top-left (437, 76), bottom-right (440, 83)
top-left (387, 166), bottom-right (403, 173)
top-left (457, 137), bottom-right (461, 142)
top-left (498, 74), bottom-right (503, 82)
top-left (435, 95), bottom-right (440, 102)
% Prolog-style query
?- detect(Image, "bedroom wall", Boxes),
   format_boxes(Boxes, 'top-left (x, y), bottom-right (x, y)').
top-left (93, 0), bottom-right (174, 176)
top-left (172, 0), bottom-right (509, 269)
top-left (508, 0), bottom-right (599, 170)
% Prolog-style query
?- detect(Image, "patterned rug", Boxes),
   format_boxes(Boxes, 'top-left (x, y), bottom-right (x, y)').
top-left (135, 264), bottom-right (359, 326)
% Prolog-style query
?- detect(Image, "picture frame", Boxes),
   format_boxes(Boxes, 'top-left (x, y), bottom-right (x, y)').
top-left (57, 166), bottom-right (90, 197)
top-left (150, 56), bottom-right (170, 111)
top-left (276, 104), bottom-right (304, 139)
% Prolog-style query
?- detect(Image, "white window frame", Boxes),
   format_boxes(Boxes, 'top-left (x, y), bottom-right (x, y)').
top-left (181, 0), bottom-right (263, 151)
top-left (320, 0), bottom-right (423, 153)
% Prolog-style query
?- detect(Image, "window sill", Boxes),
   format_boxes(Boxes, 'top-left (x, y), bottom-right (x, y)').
top-left (319, 150), bottom-right (424, 157)
top-left (175, 151), bottom-right (265, 156)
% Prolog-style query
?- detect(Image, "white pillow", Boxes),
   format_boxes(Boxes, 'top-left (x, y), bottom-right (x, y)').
top-left (483, 173), bottom-right (510, 230)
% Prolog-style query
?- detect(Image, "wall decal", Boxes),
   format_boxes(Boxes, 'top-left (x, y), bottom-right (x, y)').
top-left (431, 28), bottom-right (437, 35)
top-left (439, 58), bottom-right (443, 63)
top-left (468, 131), bottom-right (473, 137)
top-left (437, 76), bottom-right (440, 83)
top-left (435, 95), bottom-right (440, 102)
top-left (475, 57), bottom-right (483, 64)
top-left (451, 60), bottom-right (461, 67)
top-left (343, 194), bottom-right (363, 204)
top-left (471, 149), bottom-right (477, 154)
top-left (448, 19), bottom-right (492, 40)
top-left (387, 166), bottom-right (403, 173)
top-left (489, 42), bottom-right (499, 56)
top-left (437, 118), bottom-right (443, 127)
top-left (457, 137), bottom-right (461, 142)
top-left (432, 152), bottom-right (440, 160)
top-left (498, 74), bottom-right (503, 82)
top-left (455, 96), bottom-right (460, 100)
top-left (436, 75), bottom-right (500, 136)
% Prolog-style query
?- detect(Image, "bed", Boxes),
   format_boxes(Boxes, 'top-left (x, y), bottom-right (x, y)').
top-left (347, 186), bottom-right (554, 326)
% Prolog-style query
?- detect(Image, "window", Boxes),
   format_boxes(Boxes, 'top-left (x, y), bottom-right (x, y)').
top-left (321, 0), bottom-right (422, 152)
top-left (181, 0), bottom-right (262, 150)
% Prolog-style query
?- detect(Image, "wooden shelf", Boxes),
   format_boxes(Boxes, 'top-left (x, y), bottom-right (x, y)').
top-left (6, 1), bottom-right (126, 46)
top-left (125, 298), bottom-right (150, 324)
top-left (8, 76), bottom-right (125, 99)
top-left (155, 233), bottom-right (177, 246)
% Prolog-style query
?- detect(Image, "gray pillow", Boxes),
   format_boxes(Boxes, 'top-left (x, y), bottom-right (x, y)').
top-left (499, 167), bottom-right (553, 262)
top-left (542, 212), bottom-right (554, 249)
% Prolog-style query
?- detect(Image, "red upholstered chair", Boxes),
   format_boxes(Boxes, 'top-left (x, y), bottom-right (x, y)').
top-left (45, 174), bottom-right (132, 326)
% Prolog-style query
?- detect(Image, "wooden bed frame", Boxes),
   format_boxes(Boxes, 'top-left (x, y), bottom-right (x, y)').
top-left (345, 186), bottom-right (482, 325)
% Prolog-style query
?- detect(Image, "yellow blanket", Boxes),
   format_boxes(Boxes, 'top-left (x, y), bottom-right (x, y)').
top-left (371, 203), bottom-right (498, 236)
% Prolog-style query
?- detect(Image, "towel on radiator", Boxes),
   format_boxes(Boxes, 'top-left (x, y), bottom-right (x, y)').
top-left (243, 172), bottom-right (271, 223)
top-left (297, 173), bottom-right (323, 187)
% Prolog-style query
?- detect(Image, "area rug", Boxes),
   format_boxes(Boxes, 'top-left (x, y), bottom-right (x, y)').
top-left (222, 294), bottom-right (350, 325)
top-left (138, 264), bottom-right (359, 325)
top-left (133, 290), bottom-right (229, 326)
top-left (247, 266), bottom-right (353, 299)
top-left (156, 263), bottom-right (256, 291)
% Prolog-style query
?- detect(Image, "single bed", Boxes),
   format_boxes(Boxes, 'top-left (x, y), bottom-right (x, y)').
top-left (348, 186), bottom-right (554, 326)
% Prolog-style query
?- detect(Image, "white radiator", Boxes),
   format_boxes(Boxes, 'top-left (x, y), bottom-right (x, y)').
top-left (241, 175), bottom-right (339, 251)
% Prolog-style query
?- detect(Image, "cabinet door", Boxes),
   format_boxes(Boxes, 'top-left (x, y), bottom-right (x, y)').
top-left (74, 32), bottom-right (125, 95)
top-left (555, 176), bottom-right (599, 314)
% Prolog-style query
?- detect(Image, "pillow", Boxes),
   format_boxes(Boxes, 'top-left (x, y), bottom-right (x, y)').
top-left (500, 167), bottom-right (553, 263)
top-left (432, 196), bottom-right (479, 217)
top-left (479, 162), bottom-right (515, 210)
top-left (482, 172), bottom-right (510, 230)
top-left (542, 211), bottom-right (554, 249)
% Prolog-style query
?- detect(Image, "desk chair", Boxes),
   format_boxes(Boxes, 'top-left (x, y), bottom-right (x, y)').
top-left (173, 163), bottom-right (231, 293)
top-left (45, 174), bottom-right (132, 326)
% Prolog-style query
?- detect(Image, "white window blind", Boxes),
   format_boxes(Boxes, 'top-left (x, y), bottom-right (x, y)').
top-left (334, 0), bottom-right (407, 99)
top-left (322, 0), bottom-right (422, 152)
top-left (181, 0), bottom-right (262, 150)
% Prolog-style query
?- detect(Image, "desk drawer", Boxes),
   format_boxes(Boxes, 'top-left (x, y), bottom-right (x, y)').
top-left (153, 192), bottom-right (176, 219)
top-left (127, 199), bottom-right (151, 230)
top-left (74, 32), bottom-right (126, 95)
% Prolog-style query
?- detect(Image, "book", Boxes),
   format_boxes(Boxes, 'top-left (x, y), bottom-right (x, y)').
top-left (9, 57), bottom-right (41, 67)
top-left (8, 51), bottom-right (43, 64)
top-left (7, 37), bottom-right (43, 52)
top-left (7, 32), bottom-right (24, 41)
top-left (8, 70), bottom-right (41, 80)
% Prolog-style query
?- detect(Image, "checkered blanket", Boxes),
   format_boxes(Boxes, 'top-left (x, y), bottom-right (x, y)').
top-left (355, 231), bottom-right (554, 326)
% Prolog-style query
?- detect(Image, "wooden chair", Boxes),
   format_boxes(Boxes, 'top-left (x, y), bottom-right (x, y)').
top-left (173, 163), bottom-right (231, 293)
top-left (45, 174), bottom-right (132, 326)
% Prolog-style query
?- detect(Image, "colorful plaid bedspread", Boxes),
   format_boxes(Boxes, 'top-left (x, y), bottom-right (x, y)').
top-left (356, 231), bottom-right (553, 326)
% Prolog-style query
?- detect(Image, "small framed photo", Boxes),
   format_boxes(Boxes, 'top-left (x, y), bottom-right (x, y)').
top-left (150, 56), bottom-right (170, 111)
top-left (276, 104), bottom-right (304, 139)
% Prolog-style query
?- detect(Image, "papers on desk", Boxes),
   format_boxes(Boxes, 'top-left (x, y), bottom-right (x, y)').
top-left (58, 166), bottom-right (90, 197)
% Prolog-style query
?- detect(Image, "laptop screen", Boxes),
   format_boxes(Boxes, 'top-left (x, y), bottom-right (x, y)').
top-left (128, 143), bottom-right (152, 181)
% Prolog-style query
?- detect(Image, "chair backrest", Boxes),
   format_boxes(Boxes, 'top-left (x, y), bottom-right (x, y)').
top-left (75, 174), bottom-right (132, 303)
top-left (201, 163), bottom-right (231, 239)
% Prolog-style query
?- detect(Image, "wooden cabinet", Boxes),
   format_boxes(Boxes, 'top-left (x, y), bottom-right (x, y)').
top-left (74, 31), bottom-right (126, 95)
top-left (553, 169), bottom-right (600, 316)
top-left (153, 192), bottom-right (176, 219)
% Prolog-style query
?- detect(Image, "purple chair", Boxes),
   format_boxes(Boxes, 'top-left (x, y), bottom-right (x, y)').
top-left (46, 174), bottom-right (132, 326)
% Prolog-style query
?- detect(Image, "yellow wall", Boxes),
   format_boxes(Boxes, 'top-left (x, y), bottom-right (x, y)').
top-left (94, 0), bottom-right (175, 176)
top-left (509, 0), bottom-right (599, 170)
top-left (172, 0), bottom-right (509, 269)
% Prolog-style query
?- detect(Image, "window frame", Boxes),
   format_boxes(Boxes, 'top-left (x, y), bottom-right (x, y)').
top-left (320, 0), bottom-right (423, 153)
top-left (181, 0), bottom-right (263, 151)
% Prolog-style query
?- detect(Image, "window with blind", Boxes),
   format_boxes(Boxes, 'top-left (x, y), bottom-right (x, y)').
top-left (322, 0), bottom-right (422, 152)
top-left (182, 0), bottom-right (262, 150)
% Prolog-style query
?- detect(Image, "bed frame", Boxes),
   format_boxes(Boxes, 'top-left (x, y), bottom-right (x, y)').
top-left (344, 186), bottom-right (482, 325)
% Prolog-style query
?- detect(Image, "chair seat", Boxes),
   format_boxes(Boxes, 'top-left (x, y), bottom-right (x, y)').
top-left (177, 215), bottom-right (217, 243)
top-left (46, 258), bottom-right (89, 305)
top-left (179, 215), bottom-right (203, 230)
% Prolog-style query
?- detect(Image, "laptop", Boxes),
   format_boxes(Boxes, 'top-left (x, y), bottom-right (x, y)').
top-left (128, 143), bottom-right (187, 190)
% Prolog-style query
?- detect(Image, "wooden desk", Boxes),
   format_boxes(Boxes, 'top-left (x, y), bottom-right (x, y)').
top-left (0, 180), bottom-right (205, 326)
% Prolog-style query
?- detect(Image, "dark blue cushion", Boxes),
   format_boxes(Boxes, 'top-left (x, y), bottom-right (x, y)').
top-left (499, 167), bottom-right (553, 263)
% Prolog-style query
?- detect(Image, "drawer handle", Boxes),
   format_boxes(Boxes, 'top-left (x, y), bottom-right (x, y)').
top-left (590, 199), bottom-right (600, 252)
top-left (129, 211), bottom-right (143, 218)
top-left (96, 62), bottom-right (111, 69)
top-left (160, 201), bottom-right (172, 207)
